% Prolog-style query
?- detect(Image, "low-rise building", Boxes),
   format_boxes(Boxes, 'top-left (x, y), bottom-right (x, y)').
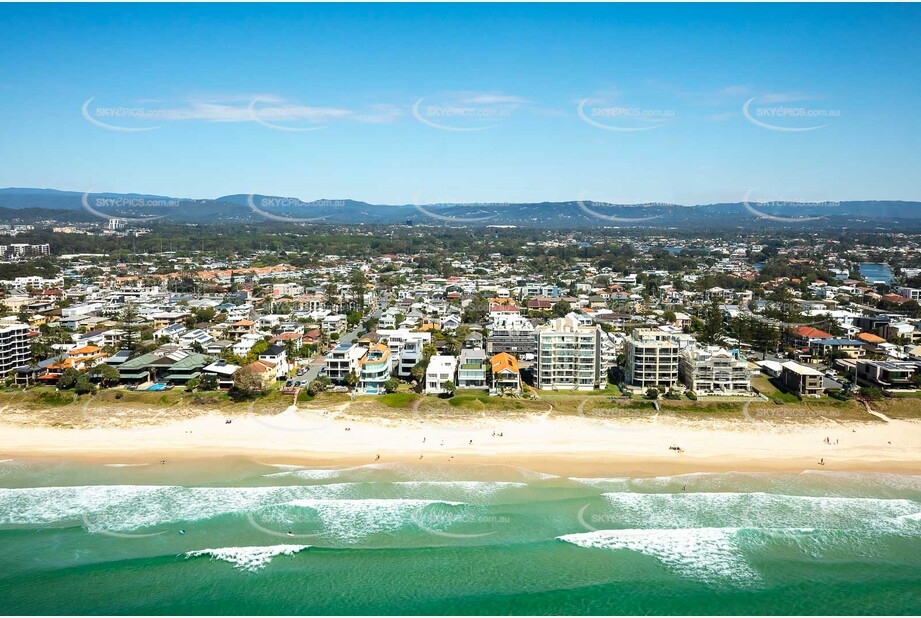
top-left (855, 360), bottom-right (918, 390)
top-left (490, 352), bottom-right (521, 394)
top-left (358, 343), bottom-right (391, 394)
top-left (456, 348), bottom-right (488, 390)
top-left (325, 343), bottom-right (365, 383)
top-left (425, 355), bottom-right (458, 394)
top-left (780, 361), bottom-right (824, 397)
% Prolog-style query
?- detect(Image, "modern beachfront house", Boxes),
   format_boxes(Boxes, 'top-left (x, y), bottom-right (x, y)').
top-left (358, 343), bottom-right (391, 394)
top-left (425, 355), bottom-right (458, 394)
top-left (456, 348), bottom-right (488, 390)
top-left (325, 343), bottom-right (365, 383)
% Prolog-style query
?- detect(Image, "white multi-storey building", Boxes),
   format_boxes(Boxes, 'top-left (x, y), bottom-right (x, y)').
top-left (535, 314), bottom-right (601, 391)
top-left (0, 322), bottom-right (31, 374)
top-left (625, 328), bottom-right (680, 390)
top-left (679, 346), bottom-right (752, 395)
top-left (324, 343), bottom-right (365, 383)
top-left (377, 329), bottom-right (431, 378)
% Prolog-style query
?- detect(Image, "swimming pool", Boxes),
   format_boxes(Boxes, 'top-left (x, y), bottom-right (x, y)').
top-left (146, 383), bottom-right (167, 391)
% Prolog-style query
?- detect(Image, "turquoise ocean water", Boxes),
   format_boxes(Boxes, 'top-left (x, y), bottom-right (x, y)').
top-left (1, 457), bottom-right (921, 615)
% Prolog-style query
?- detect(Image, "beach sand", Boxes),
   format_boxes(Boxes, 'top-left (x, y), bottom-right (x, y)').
top-left (2, 403), bottom-right (920, 477)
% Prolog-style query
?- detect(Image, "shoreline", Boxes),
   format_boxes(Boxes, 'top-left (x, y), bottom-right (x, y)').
top-left (3, 408), bottom-right (921, 478)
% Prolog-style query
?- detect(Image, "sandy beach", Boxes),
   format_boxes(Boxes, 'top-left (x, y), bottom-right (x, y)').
top-left (2, 402), bottom-right (920, 476)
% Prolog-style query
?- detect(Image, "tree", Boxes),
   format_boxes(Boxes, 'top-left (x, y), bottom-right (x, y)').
top-left (345, 370), bottom-right (359, 387)
top-left (349, 271), bottom-right (369, 312)
top-left (185, 376), bottom-right (201, 391)
top-left (696, 299), bottom-right (725, 345)
top-left (383, 378), bottom-right (399, 394)
top-left (74, 374), bottom-right (96, 395)
top-left (56, 368), bottom-right (81, 390)
top-left (347, 311), bottom-right (363, 327)
top-left (461, 294), bottom-right (488, 323)
top-left (118, 302), bottom-right (142, 351)
top-left (200, 373), bottom-right (219, 391)
top-left (90, 364), bottom-right (120, 388)
top-left (231, 366), bottom-right (266, 399)
top-left (645, 387), bottom-right (660, 400)
top-left (440, 380), bottom-right (456, 397)
top-left (551, 300), bottom-right (572, 318)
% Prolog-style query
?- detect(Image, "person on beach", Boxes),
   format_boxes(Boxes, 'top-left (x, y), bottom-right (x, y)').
top-left (819, 458), bottom-right (825, 465)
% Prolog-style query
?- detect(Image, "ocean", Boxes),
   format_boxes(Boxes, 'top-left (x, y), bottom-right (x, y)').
top-left (1, 457), bottom-right (920, 615)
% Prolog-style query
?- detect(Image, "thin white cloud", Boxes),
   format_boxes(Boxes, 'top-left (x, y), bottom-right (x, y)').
top-left (720, 85), bottom-right (751, 96)
top-left (458, 93), bottom-right (528, 105)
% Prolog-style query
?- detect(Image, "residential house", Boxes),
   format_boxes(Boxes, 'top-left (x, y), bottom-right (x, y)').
top-left (425, 355), bottom-right (458, 394)
top-left (258, 344), bottom-right (289, 380)
top-left (855, 360), bottom-right (918, 390)
top-left (325, 343), bottom-right (365, 383)
top-left (357, 343), bottom-right (391, 394)
top-left (490, 352), bottom-right (521, 394)
top-left (456, 348), bottom-right (488, 390)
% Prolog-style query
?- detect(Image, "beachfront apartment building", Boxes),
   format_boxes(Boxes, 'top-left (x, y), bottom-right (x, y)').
top-left (425, 355), bottom-right (458, 394)
top-left (456, 348), bottom-right (488, 390)
top-left (625, 329), bottom-right (680, 391)
top-left (325, 343), bottom-right (365, 383)
top-left (357, 343), bottom-right (391, 394)
top-left (780, 361), bottom-right (824, 397)
top-left (535, 314), bottom-right (601, 391)
top-left (486, 314), bottom-right (537, 357)
top-left (0, 322), bottom-right (31, 375)
top-left (679, 346), bottom-right (751, 395)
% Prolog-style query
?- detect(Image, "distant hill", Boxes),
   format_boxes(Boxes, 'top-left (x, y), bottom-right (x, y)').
top-left (1, 188), bottom-right (919, 228)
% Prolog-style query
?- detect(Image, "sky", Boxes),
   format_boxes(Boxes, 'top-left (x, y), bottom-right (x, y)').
top-left (0, 3), bottom-right (919, 205)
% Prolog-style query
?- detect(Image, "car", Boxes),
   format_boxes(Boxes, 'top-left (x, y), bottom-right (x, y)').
top-left (294, 380), bottom-right (302, 387)
top-left (285, 380), bottom-right (293, 387)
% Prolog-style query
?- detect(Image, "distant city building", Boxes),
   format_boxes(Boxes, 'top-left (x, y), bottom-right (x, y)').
top-left (0, 243), bottom-right (50, 260)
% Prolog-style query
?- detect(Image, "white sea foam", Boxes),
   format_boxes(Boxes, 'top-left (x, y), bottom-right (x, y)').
top-left (558, 527), bottom-right (757, 584)
top-left (284, 498), bottom-right (464, 542)
top-left (184, 544), bottom-right (310, 572)
top-left (0, 481), bottom-right (496, 534)
top-left (596, 491), bottom-right (920, 532)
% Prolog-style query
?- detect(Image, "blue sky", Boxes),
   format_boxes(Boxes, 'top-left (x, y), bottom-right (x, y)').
top-left (1, 3), bottom-right (919, 205)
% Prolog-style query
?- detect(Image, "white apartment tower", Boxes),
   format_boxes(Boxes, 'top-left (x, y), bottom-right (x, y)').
top-left (625, 328), bottom-right (680, 390)
top-left (535, 314), bottom-right (601, 391)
